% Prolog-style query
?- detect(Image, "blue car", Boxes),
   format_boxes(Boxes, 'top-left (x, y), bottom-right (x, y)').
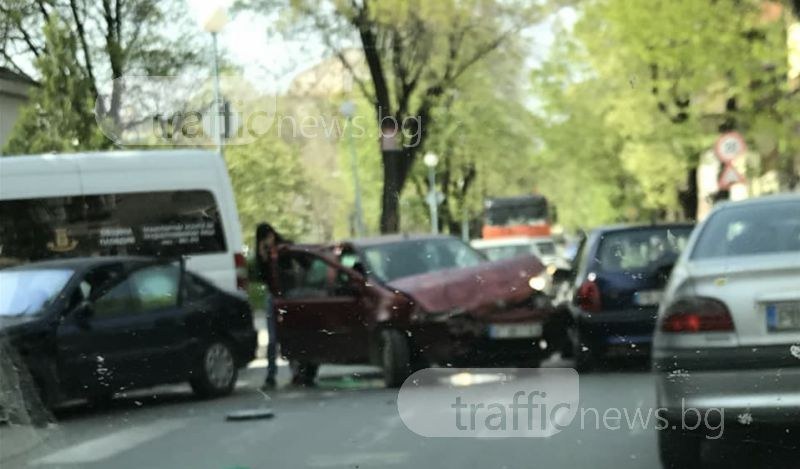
top-left (556, 224), bottom-right (694, 371)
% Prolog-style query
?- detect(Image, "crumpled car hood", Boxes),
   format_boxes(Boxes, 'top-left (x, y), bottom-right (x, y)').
top-left (387, 255), bottom-right (544, 315)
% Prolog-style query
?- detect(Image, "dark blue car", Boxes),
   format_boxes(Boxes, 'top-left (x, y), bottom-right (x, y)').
top-left (0, 257), bottom-right (257, 411)
top-left (557, 224), bottom-right (694, 371)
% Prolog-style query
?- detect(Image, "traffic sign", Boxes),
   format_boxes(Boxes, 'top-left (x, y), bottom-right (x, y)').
top-left (718, 165), bottom-right (745, 190)
top-left (714, 132), bottom-right (747, 163)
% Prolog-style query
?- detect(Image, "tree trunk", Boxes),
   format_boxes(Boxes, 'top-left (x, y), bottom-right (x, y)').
top-left (677, 167), bottom-right (698, 221)
top-left (379, 148), bottom-right (416, 233)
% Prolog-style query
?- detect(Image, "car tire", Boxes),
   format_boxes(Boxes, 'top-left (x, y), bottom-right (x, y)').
top-left (190, 340), bottom-right (238, 398)
top-left (381, 329), bottom-right (411, 388)
top-left (658, 427), bottom-right (703, 469)
top-left (290, 361), bottom-right (319, 386)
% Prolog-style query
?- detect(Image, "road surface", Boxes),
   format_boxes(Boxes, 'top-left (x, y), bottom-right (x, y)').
top-left (2, 358), bottom-right (796, 469)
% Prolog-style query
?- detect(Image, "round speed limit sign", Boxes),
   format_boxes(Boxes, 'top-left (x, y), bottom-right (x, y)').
top-left (714, 132), bottom-right (747, 163)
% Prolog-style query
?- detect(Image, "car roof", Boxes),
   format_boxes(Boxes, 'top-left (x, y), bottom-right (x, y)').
top-left (471, 236), bottom-right (553, 248)
top-left (2, 256), bottom-right (161, 273)
top-left (589, 222), bottom-right (695, 236)
top-left (347, 233), bottom-right (458, 248)
top-left (712, 192), bottom-right (800, 211)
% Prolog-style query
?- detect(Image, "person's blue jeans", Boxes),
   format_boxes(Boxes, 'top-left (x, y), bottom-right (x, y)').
top-left (265, 295), bottom-right (278, 382)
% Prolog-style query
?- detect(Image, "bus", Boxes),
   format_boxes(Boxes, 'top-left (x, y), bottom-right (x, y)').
top-left (482, 195), bottom-right (552, 239)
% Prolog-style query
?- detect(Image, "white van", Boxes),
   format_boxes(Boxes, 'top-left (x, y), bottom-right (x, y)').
top-left (0, 150), bottom-right (247, 294)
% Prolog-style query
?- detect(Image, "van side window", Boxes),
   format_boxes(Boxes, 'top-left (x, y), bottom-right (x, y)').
top-left (0, 190), bottom-right (226, 265)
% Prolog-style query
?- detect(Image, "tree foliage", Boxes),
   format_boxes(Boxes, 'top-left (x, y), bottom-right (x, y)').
top-left (1, 0), bottom-right (202, 151)
top-left (242, 0), bottom-right (546, 232)
top-left (532, 0), bottom-right (800, 226)
top-left (226, 132), bottom-right (313, 248)
top-left (3, 18), bottom-right (107, 154)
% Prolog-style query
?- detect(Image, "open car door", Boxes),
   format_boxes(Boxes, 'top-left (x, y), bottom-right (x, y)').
top-left (270, 248), bottom-right (371, 364)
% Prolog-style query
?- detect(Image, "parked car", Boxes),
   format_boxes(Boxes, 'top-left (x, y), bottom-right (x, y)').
top-left (653, 194), bottom-right (800, 468)
top-left (268, 235), bottom-right (559, 387)
top-left (555, 223), bottom-right (694, 370)
top-left (0, 257), bottom-right (257, 408)
top-left (471, 236), bottom-right (571, 295)
top-left (0, 150), bottom-right (248, 293)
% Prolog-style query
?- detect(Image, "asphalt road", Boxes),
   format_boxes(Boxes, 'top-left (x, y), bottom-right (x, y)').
top-left (1, 360), bottom-right (796, 469)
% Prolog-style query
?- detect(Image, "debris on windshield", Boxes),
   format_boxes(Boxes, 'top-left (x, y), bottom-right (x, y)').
top-left (737, 412), bottom-right (754, 426)
top-left (790, 345), bottom-right (800, 360)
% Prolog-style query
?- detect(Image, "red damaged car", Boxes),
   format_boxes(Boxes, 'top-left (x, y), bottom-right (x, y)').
top-left (270, 234), bottom-right (561, 387)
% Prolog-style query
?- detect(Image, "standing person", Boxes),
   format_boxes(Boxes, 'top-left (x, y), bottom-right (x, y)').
top-left (255, 223), bottom-right (288, 390)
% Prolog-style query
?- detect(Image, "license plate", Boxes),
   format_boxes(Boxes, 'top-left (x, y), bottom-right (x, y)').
top-left (766, 301), bottom-right (800, 331)
top-left (634, 290), bottom-right (663, 306)
top-left (488, 323), bottom-right (542, 339)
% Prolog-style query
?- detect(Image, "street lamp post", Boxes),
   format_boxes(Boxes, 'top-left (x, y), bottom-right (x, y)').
top-left (340, 100), bottom-right (365, 237)
top-left (423, 152), bottom-right (439, 234)
top-left (193, 3), bottom-right (229, 157)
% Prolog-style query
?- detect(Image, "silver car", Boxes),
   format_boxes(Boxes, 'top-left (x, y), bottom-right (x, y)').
top-left (653, 194), bottom-right (800, 469)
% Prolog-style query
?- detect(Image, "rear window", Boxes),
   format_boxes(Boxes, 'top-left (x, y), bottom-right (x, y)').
top-left (691, 200), bottom-right (800, 259)
top-left (477, 245), bottom-right (532, 262)
top-left (0, 190), bottom-right (226, 266)
top-left (596, 227), bottom-right (692, 274)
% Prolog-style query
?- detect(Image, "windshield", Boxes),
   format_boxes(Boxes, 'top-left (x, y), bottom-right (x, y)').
top-left (597, 228), bottom-right (692, 274)
top-left (692, 201), bottom-right (800, 259)
top-left (477, 244), bottom-right (533, 262)
top-left (0, 269), bottom-right (73, 316)
top-left (485, 200), bottom-right (548, 226)
top-left (361, 238), bottom-right (485, 282)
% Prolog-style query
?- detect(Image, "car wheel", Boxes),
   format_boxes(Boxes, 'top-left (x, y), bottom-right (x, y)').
top-left (191, 340), bottom-right (238, 398)
top-left (381, 329), bottom-right (411, 388)
top-left (290, 361), bottom-right (319, 386)
top-left (658, 427), bottom-right (703, 469)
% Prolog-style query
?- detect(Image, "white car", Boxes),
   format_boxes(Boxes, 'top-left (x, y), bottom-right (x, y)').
top-left (471, 236), bottom-right (570, 295)
top-left (653, 193), bottom-right (800, 468)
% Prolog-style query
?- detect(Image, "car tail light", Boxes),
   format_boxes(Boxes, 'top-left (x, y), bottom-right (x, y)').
top-left (661, 297), bottom-right (734, 333)
top-left (234, 252), bottom-right (248, 291)
top-left (576, 277), bottom-right (602, 313)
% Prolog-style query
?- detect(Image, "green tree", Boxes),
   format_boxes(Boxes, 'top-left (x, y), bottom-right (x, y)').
top-left (226, 132), bottom-right (313, 248)
top-left (3, 18), bottom-right (107, 154)
top-left (1, 0), bottom-right (202, 150)
top-left (241, 0), bottom-right (546, 232)
top-left (532, 0), bottom-right (799, 224)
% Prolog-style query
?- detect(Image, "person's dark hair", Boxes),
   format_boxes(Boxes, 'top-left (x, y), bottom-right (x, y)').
top-left (255, 223), bottom-right (289, 261)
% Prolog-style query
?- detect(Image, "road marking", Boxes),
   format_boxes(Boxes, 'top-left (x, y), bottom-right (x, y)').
top-left (31, 418), bottom-right (188, 465)
top-left (307, 452), bottom-right (409, 467)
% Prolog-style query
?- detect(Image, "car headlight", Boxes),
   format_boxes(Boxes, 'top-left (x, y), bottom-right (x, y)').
top-left (528, 275), bottom-right (548, 291)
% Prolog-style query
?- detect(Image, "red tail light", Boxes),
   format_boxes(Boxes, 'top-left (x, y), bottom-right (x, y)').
top-left (234, 252), bottom-right (248, 291)
top-left (576, 278), bottom-right (602, 313)
top-left (661, 298), bottom-right (734, 333)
